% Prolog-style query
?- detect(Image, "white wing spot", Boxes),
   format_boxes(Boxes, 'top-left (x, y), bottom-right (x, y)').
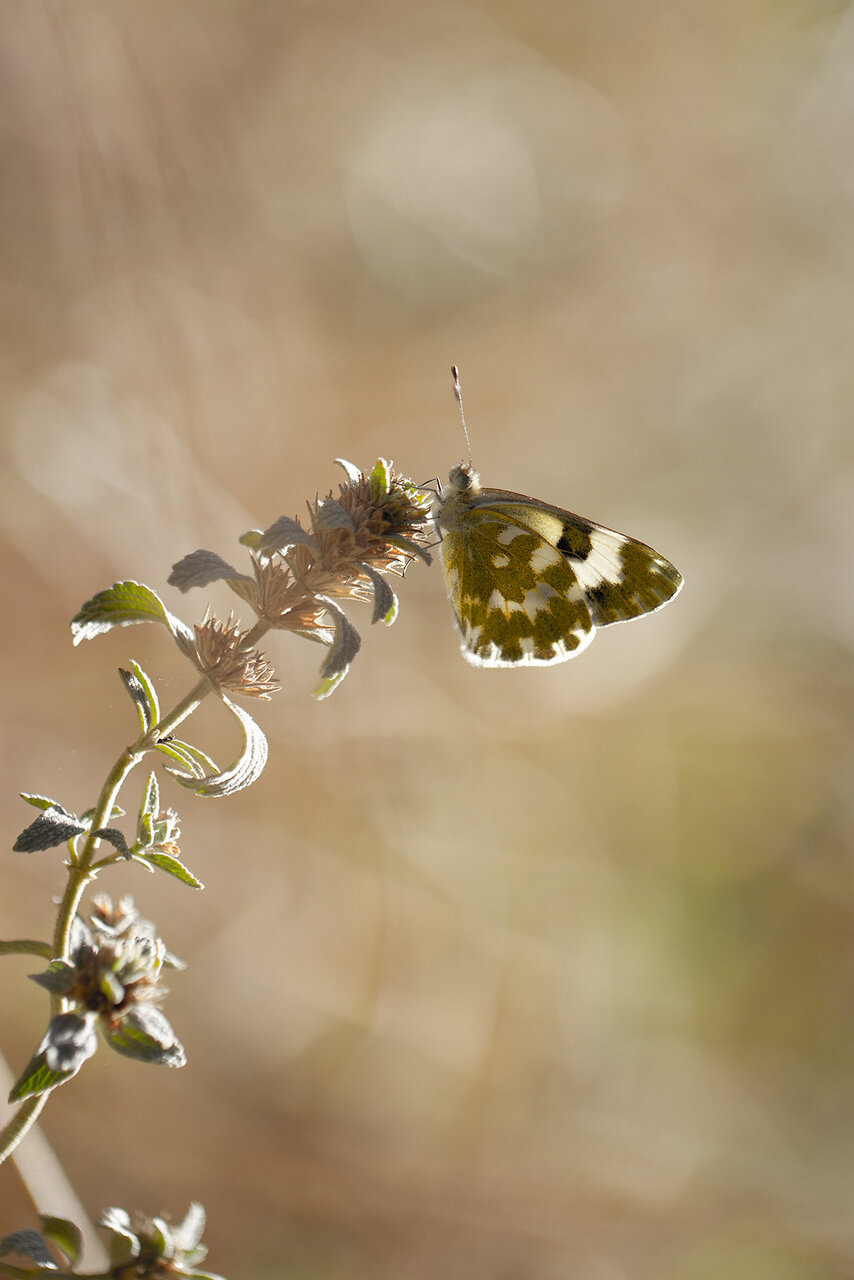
top-left (569, 529), bottom-right (627, 590)
top-left (492, 553), bottom-right (510, 568)
top-left (497, 527), bottom-right (523, 546)
top-left (487, 589), bottom-right (505, 611)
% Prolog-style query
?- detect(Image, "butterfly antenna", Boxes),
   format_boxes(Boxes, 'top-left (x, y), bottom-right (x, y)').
top-left (451, 364), bottom-right (473, 469)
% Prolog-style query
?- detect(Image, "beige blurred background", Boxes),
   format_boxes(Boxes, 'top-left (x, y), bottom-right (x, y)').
top-left (1, 2), bottom-right (853, 1276)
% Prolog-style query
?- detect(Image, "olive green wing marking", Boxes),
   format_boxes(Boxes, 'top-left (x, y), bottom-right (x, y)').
top-left (477, 496), bottom-right (683, 629)
top-left (440, 507), bottom-right (594, 667)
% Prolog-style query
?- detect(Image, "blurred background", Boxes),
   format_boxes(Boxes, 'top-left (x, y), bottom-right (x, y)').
top-left (1, 2), bottom-right (853, 1276)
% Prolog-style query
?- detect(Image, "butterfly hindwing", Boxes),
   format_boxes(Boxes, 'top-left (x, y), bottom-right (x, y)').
top-left (436, 470), bottom-right (683, 667)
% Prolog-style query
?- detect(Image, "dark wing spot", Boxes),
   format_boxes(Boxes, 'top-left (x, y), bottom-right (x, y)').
top-left (556, 522), bottom-right (593, 560)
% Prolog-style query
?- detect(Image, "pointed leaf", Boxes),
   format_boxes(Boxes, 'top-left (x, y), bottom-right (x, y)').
top-left (251, 515), bottom-right (319, 557)
top-left (316, 596), bottom-right (361, 678)
top-left (334, 457), bottom-right (363, 484)
top-left (104, 1006), bottom-right (186, 1067)
top-left (384, 533), bottom-right (432, 565)
top-left (40, 1216), bottom-right (82, 1266)
top-left (168, 550), bottom-right (254, 593)
top-left (71, 581), bottom-right (194, 648)
top-left (154, 739), bottom-right (219, 778)
top-left (92, 827), bottom-right (132, 860)
top-left (10, 1013), bottom-right (98, 1101)
top-left (138, 852), bottom-right (203, 889)
top-left (29, 961), bottom-right (77, 996)
top-left (162, 695), bottom-right (268, 797)
top-left (172, 1203), bottom-right (206, 1254)
top-left (14, 806), bottom-right (85, 853)
top-left (97, 1208), bottom-right (139, 1267)
top-left (136, 772), bottom-right (160, 848)
top-left (312, 669), bottom-right (350, 700)
top-left (119, 662), bottom-right (159, 733)
top-left (20, 793), bottom-right (63, 811)
top-left (0, 1229), bottom-right (57, 1268)
top-left (356, 562), bottom-right (398, 625)
top-left (314, 497), bottom-right (355, 532)
top-left (369, 456), bottom-right (392, 498)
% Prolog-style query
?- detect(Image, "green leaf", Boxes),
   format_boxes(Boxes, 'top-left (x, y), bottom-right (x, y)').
top-left (312, 669), bottom-right (350, 700)
top-left (10, 1013), bottom-right (98, 1101)
top-left (119, 662), bottom-right (160, 733)
top-left (136, 772), bottom-right (160, 848)
top-left (97, 1208), bottom-right (139, 1267)
top-left (70, 581), bottom-right (195, 648)
top-left (0, 1229), bottom-right (57, 1268)
top-left (104, 1006), bottom-right (186, 1066)
top-left (137, 852), bottom-right (203, 889)
top-left (154, 739), bottom-right (219, 779)
top-left (39, 1216), bottom-right (82, 1266)
top-left (369, 456), bottom-right (392, 498)
top-left (162, 695), bottom-right (268, 797)
top-left (20, 793), bottom-right (62, 811)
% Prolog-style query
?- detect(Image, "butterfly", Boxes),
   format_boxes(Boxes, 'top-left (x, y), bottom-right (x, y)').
top-left (433, 370), bottom-right (683, 667)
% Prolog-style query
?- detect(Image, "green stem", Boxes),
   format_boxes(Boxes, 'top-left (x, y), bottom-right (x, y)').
top-left (0, 677), bottom-right (215, 1173)
top-left (0, 941), bottom-right (52, 959)
top-left (0, 1095), bottom-right (48, 1167)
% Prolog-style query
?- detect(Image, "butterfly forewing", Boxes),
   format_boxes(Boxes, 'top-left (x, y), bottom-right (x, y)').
top-left (437, 476), bottom-right (683, 667)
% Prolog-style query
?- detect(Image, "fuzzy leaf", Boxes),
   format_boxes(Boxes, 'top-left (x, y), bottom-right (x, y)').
top-left (28, 961), bottom-right (77, 996)
top-left (10, 1013), bottom-right (98, 1101)
top-left (71, 581), bottom-right (190, 647)
top-left (0, 1229), bottom-right (57, 1268)
top-left (251, 515), bottom-right (320, 557)
top-left (312, 669), bottom-right (350, 700)
top-left (384, 532), bottom-right (432, 565)
top-left (162, 695), bottom-right (267, 797)
top-left (154, 739), bottom-right (219, 779)
top-left (93, 827), bottom-right (132, 860)
top-left (357, 562), bottom-right (398, 625)
top-left (40, 1216), bottom-right (82, 1266)
top-left (334, 457), bottom-right (362, 484)
top-left (316, 596), bottom-right (361, 679)
top-left (98, 1208), bottom-right (138, 1267)
top-left (136, 852), bottom-right (203, 889)
top-left (136, 772), bottom-right (160, 848)
top-left (167, 550), bottom-right (253, 593)
top-left (314, 497), bottom-right (355, 532)
top-left (14, 806), bottom-right (85, 853)
top-left (20, 793), bottom-right (62, 811)
top-left (119, 663), bottom-right (159, 733)
top-left (104, 1006), bottom-right (186, 1067)
top-left (369, 456), bottom-right (392, 497)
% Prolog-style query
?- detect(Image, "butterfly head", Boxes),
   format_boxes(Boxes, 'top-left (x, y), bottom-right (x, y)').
top-left (443, 462), bottom-right (482, 500)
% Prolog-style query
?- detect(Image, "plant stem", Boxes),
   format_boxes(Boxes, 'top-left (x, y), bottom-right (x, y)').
top-left (0, 1095), bottom-right (48, 1167)
top-left (0, 941), bottom-right (52, 959)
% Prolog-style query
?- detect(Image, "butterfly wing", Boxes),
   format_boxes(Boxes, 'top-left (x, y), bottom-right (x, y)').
top-left (440, 489), bottom-right (682, 667)
top-left (440, 502), bottom-right (595, 666)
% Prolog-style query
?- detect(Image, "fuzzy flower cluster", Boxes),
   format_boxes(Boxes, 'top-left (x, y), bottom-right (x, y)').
top-left (169, 458), bottom-right (432, 699)
top-left (9, 898), bottom-right (185, 1103)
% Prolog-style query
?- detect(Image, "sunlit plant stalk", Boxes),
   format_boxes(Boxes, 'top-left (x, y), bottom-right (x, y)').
top-left (0, 458), bottom-right (432, 1279)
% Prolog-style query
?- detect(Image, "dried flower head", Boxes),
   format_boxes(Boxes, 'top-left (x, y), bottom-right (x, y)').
top-left (192, 612), bottom-right (279, 699)
top-left (169, 458), bottom-right (431, 697)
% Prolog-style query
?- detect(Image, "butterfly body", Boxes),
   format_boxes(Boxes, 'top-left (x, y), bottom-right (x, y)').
top-left (435, 463), bottom-right (683, 667)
